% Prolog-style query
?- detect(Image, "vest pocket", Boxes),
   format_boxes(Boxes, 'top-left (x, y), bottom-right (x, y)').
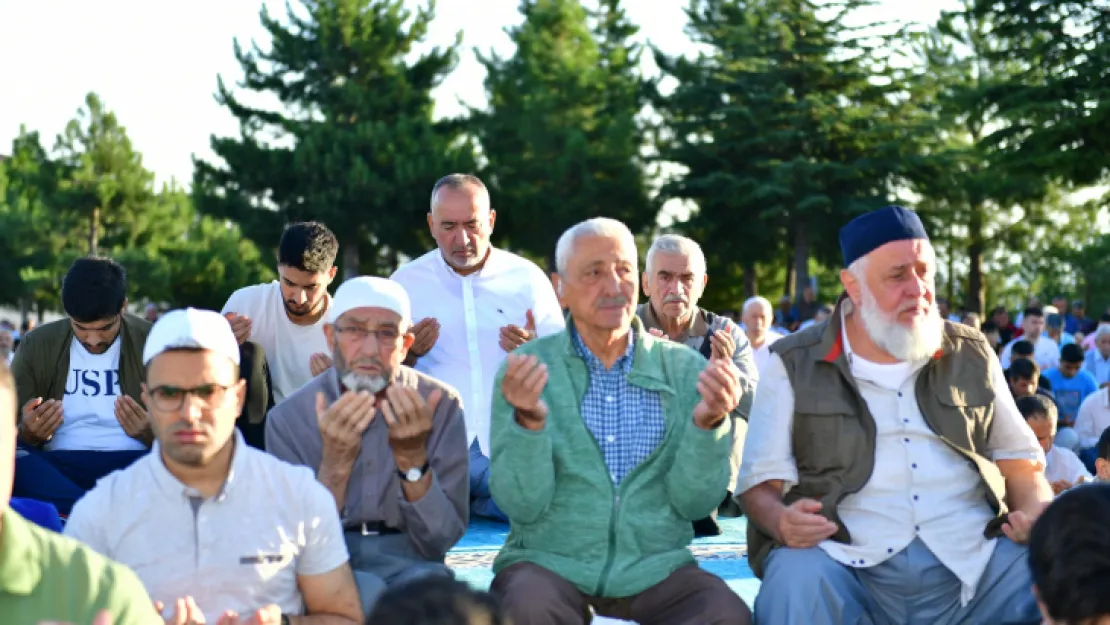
top-left (793, 397), bottom-right (860, 476)
top-left (934, 386), bottom-right (995, 452)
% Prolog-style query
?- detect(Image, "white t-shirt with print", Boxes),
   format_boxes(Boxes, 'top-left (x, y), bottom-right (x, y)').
top-left (50, 337), bottom-right (145, 452)
top-left (222, 281), bottom-right (330, 404)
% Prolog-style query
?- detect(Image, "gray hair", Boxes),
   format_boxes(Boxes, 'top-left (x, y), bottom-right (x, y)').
top-left (742, 296), bottom-right (773, 318)
top-left (554, 218), bottom-right (638, 278)
top-left (1097, 325), bottom-right (1110, 339)
top-left (429, 174), bottom-right (489, 212)
top-left (645, 234), bottom-right (706, 278)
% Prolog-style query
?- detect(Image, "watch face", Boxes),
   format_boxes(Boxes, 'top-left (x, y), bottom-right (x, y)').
top-left (405, 467), bottom-right (422, 482)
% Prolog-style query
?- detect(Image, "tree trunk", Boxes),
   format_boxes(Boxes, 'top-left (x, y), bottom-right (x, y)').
top-left (36, 300), bottom-right (45, 323)
top-left (783, 248), bottom-right (796, 299)
top-left (793, 220), bottom-right (810, 302)
top-left (742, 261), bottom-right (757, 299)
top-left (946, 233), bottom-right (956, 305)
top-left (89, 206), bottom-right (100, 256)
top-left (966, 203), bottom-right (986, 314)
top-left (342, 244), bottom-right (360, 281)
top-left (19, 298), bottom-right (30, 327)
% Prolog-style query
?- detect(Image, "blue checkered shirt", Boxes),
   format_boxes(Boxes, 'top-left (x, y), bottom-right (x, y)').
top-left (572, 327), bottom-right (666, 485)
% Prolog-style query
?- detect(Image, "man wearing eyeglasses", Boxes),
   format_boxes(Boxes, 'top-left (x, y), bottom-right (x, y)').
top-left (265, 276), bottom-right (469, 617)
top-left (11, 257), bottom-right (153, 516)
top-left (65, 308), bottom-right (364, 625)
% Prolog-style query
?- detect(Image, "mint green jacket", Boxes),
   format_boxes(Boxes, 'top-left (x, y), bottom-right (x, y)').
top-left (489, 316), bottom-right (733, 598)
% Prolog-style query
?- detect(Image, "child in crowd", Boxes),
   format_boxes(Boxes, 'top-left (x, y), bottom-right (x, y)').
top-left (1094, 427), bottom-right (1110, 483)
top-left (1016, 394), bottom-right (1091, 494)
top-left (1043, 343), bottom-right (1099, 452)
top-left (1008, 358), bottom-right (1052, 400)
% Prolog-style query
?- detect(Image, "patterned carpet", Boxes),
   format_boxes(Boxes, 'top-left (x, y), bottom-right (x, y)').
top-left (447, 516), bottom-right (761, 618)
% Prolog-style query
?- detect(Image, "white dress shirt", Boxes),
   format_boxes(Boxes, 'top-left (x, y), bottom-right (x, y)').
top-left (1075, 387), bottom-right (1110, 449)
top-left (738, 314), bottom-right (1044, 606)
top-left (391, 248), bottom-right (565, 455)
top-left (1045, 444), bottom-right (1092, 484)
top-left (750, 330), bottom-right (784, 373)
top-left (999, 334), bottom-right (1060, 371)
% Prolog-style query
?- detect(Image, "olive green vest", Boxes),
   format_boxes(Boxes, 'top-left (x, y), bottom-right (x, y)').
top-left (746, 295), bottom-right (1010, 578)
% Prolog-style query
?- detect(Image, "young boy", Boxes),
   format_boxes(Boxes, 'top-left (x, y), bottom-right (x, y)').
top-left (1016, 394), bottom-right (1092, 494)
top-left (1043, 343), bottom-right (1099, 452)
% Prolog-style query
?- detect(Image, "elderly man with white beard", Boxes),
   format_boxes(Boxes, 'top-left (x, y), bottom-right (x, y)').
top-left (737, 206), bottom-right (1050, 625)
top-left (266, 277), bottom-right (469, 617)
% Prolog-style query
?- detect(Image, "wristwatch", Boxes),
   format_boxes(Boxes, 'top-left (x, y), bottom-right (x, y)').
top-left (398, 461), bottom-right (431, 482)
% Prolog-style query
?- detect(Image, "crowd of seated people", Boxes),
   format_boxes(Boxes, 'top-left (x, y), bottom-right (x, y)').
top-left (8, 183), bottom-right (1110, 624)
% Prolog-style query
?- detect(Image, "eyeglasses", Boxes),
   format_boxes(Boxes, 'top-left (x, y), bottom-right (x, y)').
top-left (148, 384), bottom-right (234, 412)
top-left (334, 326), bottom-right (401, 346)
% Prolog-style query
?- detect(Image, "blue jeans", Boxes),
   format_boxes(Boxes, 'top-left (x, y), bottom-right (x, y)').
top-left (755, 537), bottom-right (1040, 625)
top-left (13, 444), bottom-right (148, 515)
top-left (469, 439), bottom-right (508, 522)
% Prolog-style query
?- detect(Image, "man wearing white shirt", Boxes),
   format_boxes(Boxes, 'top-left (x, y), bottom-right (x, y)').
top-left (739, 206), bottom-right (1050, 625)
top-left (740, 296), bottom-right (782, 373)
top-left (65, 308), bottom-right (363, 625)
top-left (222, 221), bottom-right (338, 404)
top-left (1017, 394), bottom-right (1092, 494)
top-left (1082, 325), bottom-right (1110, 386)
top-left (999, 307), bottom-right (1060, 371)
top-left (391, 174), bottom-right (565, 521)
top-left (1074, 385), bottom-right (1110, 471)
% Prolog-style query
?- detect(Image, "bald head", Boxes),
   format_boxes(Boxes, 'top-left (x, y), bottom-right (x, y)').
top-left (427, 174), bottom-right (496, 271)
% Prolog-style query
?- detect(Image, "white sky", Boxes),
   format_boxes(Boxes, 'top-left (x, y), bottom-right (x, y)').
top-left (0, 0), bottom-right (958, 186)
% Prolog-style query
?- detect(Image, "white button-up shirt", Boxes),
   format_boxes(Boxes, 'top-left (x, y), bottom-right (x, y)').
top-left (392, 248), bottom-right (565, 455)
top-left (1076, 387), bottom-right (1110, 449)
top-left (739, 313), bottom-right (1044, 606)
top-left (999, 334), bottom-right (1060, 370)
top-left (750, 330), bottom-right (784, 373)
top-left (1045, 445), bottom-right (1092, 484)
top-left (64, 432), bottom-right (349, 620)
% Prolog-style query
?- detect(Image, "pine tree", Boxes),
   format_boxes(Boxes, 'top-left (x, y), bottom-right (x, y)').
top-left (909, 1), bottom-right (1057, 313)
top-left (972, 0), bottom-right (1110, 186)
top-left (193, 0), bottom-right (475, 277)
top-left (472, 0), bottom-right (654, 270)
top-left (53, 93), bottom-right (157, 256)
top-left (653, 0), bottom-right (921, 301)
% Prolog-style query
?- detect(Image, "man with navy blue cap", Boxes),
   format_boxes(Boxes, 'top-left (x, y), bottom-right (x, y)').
top-left (737, 206), bottom-right (1051, 624)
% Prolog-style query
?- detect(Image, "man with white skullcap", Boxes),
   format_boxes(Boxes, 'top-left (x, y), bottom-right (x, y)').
top-left (265, 277), bottom-right (469, 617)
top-left (65, 308), bottom-right (363, 625)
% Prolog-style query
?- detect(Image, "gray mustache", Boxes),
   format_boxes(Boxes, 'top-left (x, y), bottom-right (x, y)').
top-left (598, 297), bottom-right (629, 307)
top-left (663, 294), bottom-right (687, 304)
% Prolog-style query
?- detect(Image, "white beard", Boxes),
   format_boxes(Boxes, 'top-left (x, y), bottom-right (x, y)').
top-left (341, 371), bottom-right (389, 394)
top-left (857, 284), bottom-right (944, 363)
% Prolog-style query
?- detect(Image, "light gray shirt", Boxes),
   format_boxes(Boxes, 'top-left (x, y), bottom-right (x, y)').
top-left (65, 431), bottom-right (348, 621)
top-left (265, 366), bottom-right (469, 561)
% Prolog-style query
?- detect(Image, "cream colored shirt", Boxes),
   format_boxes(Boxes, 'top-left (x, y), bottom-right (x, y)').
top-left (739, 315), bottom-right (1044, 605)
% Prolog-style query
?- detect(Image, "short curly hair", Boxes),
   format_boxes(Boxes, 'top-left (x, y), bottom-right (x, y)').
top-left (278, 221), bottom-right (338, 273)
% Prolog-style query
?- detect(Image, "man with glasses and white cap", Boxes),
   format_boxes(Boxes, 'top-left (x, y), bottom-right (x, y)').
top-left (64, 308), bottom-right (363, 625)
top-left (265, 277), bottom-right (469, 616)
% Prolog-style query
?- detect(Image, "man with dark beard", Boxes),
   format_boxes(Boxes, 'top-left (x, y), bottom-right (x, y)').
top-left (222, 221), bottom-right (339, 403)
top-left (738, 206), bottom-right (1051, 624)
top-left (265, 277), bottom-right (469, 617)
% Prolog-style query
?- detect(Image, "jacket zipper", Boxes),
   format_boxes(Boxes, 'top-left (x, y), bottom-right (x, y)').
top-left (596, 491), bottom-right (620, 596)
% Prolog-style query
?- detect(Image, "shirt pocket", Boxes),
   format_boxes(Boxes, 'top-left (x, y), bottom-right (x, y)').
top-left (792, 395), bottom-right (862, 478)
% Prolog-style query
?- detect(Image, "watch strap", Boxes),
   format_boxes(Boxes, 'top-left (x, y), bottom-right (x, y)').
top-left (397, 461), bottom-right (431, 481)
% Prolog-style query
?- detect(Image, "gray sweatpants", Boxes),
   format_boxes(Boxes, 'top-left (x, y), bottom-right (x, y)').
top-left (344, 531), bottom-right (454, 617)
top-left (753, 537), bottom-right (1041, 625)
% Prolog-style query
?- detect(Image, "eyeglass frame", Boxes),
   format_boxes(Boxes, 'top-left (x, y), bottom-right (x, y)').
top-left (145, 383), bottom-right (237, 412)
top-left (332, 324), bottom-right (404, 346)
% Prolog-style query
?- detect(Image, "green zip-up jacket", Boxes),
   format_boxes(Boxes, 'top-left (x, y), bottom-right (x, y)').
top-left (489, 315), bottom-right (733, 598)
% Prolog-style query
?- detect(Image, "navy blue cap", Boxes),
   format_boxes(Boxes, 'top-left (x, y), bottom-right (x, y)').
top-left (839, 206), bottom-right (929, 267)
